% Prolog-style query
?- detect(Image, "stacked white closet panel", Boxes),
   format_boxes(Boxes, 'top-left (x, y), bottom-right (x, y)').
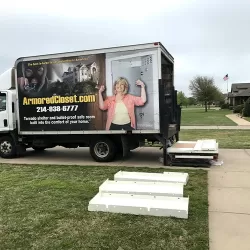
top-left (88, 171), bottom-right (190, 219)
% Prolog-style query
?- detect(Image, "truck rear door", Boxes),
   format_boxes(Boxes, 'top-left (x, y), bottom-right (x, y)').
top-left (106, 49), bottom-right (159, 130)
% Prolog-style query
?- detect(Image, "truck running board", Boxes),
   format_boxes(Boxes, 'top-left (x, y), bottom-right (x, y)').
top-left (114, 171), bottom-right (189, 185)
top-left (99, 179), bottom-right (184, 197)
top-left (88, 193), bottom-right (189, 219)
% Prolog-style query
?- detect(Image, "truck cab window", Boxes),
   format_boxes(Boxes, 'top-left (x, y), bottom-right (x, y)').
top-left (0, 93), bottom-right (6, 112)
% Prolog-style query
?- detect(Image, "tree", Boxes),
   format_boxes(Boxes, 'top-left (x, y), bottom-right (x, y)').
top-left (243, 97), bottom-right (250, 117)
top-left (177, 91), bottom-right (188, 107)
top-left (189, 76), bottom-right (223, 112)
top-left (187, 97), bottom-right (197, 106)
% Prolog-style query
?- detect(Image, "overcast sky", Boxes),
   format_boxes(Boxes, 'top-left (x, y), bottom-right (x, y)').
top-left (1, 0), bottom-right (250, 95)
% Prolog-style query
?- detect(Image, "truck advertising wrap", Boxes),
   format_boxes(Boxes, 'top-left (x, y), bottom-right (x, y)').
top-left (16, 49), bottom-right (160, 132)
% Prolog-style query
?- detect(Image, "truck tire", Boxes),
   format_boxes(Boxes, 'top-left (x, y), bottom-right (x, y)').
top-left (0, 136), bottom-right (17, 158)
top-left (90, 137), bottom-right (116, 162)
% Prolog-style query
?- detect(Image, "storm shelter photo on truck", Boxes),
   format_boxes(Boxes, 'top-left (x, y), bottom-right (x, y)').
top-left (16, 50), bottom-right (160, 132)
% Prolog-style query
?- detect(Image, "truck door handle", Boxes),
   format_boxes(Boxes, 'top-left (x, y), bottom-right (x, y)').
top-left (139, 112), bottom-right (144, 118)
top-left (4, 119), bottom-right (8, 127)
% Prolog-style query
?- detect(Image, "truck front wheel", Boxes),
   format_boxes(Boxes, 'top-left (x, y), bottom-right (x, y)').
top-left (0, 136), bottom-right (17, 158)
top-left (90, 138), bottom-right (116, 162)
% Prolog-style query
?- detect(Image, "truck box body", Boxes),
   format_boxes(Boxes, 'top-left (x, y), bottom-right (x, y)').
top-left (0, 42), bottom-right (180, 164)
top-left (15, 42), bottom-right (175, 135)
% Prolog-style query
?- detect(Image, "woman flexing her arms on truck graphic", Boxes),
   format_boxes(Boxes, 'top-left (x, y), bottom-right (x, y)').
top-left (99, 77), bottom-right (147, 130)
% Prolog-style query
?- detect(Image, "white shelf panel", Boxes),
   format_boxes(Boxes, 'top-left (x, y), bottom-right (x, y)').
top-left (114, 171), bottom-right (189, 185)
top-left (99, 179), bottom-right (184, 197)
top-left (88, 193), bottom-right (189, 219)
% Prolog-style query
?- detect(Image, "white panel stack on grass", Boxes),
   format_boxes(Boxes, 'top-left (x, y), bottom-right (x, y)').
top-left (88, 171), bottom-right (190, 219)
top-left (114, 171), bottom-right (189, 185)
top-left (88, 193), bottom-right (189, 219)
top-left (99, 179), bottom-right (184, 197)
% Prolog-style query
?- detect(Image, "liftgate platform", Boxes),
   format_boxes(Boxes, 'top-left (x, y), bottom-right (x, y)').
top-left (162, 139), bottom-right (219, 167)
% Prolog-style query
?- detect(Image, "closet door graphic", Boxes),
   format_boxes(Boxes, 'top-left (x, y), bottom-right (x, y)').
top-left (137, 55), bottom-right (154, 129)
top-left (108, 52), bottom-right (157, 130)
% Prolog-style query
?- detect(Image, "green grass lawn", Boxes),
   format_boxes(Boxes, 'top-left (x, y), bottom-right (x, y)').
top-left (243, 117), bottom-right (250, 122)
top-left (181, 108), bottom-right (236, 126)
top-left (180, 129), bottom-right (250, 148)
top-left (0, 164), bottom-right (208, 250)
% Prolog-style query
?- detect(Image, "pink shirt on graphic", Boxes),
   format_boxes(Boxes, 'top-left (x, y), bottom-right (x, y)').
top-left (100, 94), bottom-right (145, 130)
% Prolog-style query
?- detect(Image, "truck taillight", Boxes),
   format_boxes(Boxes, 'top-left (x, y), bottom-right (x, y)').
top-left (154, 42), bottom-right (159, 46)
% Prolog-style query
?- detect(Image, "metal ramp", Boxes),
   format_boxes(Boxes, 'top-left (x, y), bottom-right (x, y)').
top-left (88, 193), bottom-right (189, 219)
top-left (88, 170), bottom-right (190, 219)
top-left (99, 179), bottom-right (184, 197)
top-left (114, 171), bottom-right (189, 185)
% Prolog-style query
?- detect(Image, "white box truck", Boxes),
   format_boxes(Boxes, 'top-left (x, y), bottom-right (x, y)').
top-left (0, 42), bottom-right (181, 165)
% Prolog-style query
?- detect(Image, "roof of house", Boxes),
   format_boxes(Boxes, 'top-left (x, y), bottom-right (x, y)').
top-left (230, 83), bottom-right (250, 97)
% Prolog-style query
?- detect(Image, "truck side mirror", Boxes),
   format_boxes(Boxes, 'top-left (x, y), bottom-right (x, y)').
top-left (12, 102), bottom-right (14, 113)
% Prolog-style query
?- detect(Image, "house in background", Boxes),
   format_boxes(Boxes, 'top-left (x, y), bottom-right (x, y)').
top-left (228, 83), bottom-right (250, 106)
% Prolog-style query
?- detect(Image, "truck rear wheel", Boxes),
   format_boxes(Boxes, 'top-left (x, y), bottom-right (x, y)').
top-left (0, 136), bottom-right (17, 158)
top-left (90, 137), bottom-right (116, 162)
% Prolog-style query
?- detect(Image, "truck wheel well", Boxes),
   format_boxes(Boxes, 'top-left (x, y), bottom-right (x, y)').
top-left (0, 133), bottom-right (18, 145)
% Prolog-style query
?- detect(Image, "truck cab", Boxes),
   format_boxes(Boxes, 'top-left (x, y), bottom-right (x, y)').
top-left (0, 68), bottom-right (20, 158)
top-left (0, 90), bottom-right (16, 132)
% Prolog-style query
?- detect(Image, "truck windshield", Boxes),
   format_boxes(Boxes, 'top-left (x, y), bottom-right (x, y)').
top-left (0, 93), bottom-right (6, 112)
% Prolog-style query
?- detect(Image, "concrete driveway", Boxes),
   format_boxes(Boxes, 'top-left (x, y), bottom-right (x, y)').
top-left (0, 147), bottom-right (249, 250)
top-left (208, 149), bottom-right (250, 250)
top-left (0, 146), bottom-right (166, 168)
